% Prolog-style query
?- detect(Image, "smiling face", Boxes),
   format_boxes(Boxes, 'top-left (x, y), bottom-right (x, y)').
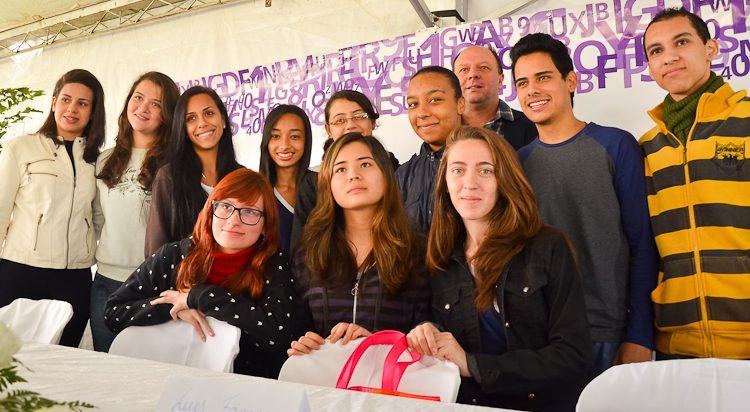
top-left (406, 73), bottom-right (465, 151)
top-left (514, 51), bottom-right (577, 127)
top-left (325, 99), bottom-right (375, 140)
top-left (454, 46), bottom-right (503, 106)
top-left (645, 16), bottom-right (718, 101)
top-left (52, 82), bottom-right (94, 140)
top-left (185, 93), bottom-right (225, 153)
top-left (211, 197), bottom-right (265, 254)
top-left (329, 141), bottom-right (385, 211)
top-left (268, 113), bottom-right (305, 170)
top-left (127, 79), bottom-right (164, 137)
top-left (445, 139), bottom-right (498, 225)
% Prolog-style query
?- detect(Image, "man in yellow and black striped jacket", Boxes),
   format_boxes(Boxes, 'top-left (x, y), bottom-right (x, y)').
top-left (640, 8), bottom-right (750, 359)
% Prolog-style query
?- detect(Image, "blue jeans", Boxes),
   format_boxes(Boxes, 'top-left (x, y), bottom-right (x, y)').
top-left (591, 341), bottom-right (620, 377)
top-left (89, 273), bottom-right (123, 352)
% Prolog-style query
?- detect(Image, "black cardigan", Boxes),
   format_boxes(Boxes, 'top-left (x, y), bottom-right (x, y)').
top-left (105, 238), bottom-right (297, 378)
top-left (430, 226), bottom-right (592, 411)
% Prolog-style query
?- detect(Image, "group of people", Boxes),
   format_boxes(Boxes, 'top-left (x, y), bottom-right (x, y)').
top-left (0, 8), bottom-right (747, 411)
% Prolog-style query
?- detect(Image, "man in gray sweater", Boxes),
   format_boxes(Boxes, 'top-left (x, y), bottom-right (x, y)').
top-left (512, 33), bottom-right (659, 376)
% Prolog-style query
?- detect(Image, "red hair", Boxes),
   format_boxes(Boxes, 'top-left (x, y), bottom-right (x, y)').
top-left (176, 168), bottom-right (280, 299)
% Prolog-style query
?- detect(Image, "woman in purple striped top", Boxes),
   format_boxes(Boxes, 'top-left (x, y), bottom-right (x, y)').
top-left (287, 133), bottom-right (430, 356)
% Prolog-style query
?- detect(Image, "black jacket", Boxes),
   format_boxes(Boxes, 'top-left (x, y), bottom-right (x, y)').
top-left (430, 227), bottom-right (592, 411)
top-left (289, 169), bottom-right (319, 252)
top-left (105, 238), bottom-right (298, 378)
top-left (395, 143), bottom-right (442, 234)
top-left (486, 108), bottom-right (538, 151)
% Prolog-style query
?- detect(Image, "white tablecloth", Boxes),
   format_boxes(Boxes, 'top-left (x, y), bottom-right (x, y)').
top-left (14, 343), bottom-right (509, 411)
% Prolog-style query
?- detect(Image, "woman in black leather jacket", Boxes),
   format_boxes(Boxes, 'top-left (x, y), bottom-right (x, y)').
top-left (407, 126), bottom-right (592, 412)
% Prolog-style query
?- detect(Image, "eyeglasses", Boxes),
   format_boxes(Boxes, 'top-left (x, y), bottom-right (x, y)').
top-left (212, 200), bottom-right (265, 226)
top-left (328, 112), bottom-right (370, 127)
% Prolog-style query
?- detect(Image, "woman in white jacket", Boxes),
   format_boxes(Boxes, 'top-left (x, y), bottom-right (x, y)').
top-left (0, 69), bottom-right (106, 347)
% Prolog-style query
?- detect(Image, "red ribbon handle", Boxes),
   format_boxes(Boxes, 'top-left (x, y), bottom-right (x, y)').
top-left (335, 330), bottom-right (421, 391)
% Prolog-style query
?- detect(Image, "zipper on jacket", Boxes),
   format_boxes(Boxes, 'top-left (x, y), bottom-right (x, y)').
top-left (33, 214), bottom-right (43, 251)
top-left (63, 142), bottom-right (77, 269)
top-left (351, 271), bottom-right (364, 325)
top-left (28, 171), bottom-right (58, 177)
top-left (497, 262), bottom-right (512, 351)
top-left (350, 262), bottom-right (374, 325)
top-left (675, 116), bottom-right (713, 356)
top-left (84, 217), bottom-right (91, 254)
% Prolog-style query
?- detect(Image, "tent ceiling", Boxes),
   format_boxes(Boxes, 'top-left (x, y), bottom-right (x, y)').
top-left (0, 0), bottom-right (249, 60)
top-left (0, 0), bottom-right (104, 33)
top-left (1, 0), bottom-right (539, 62)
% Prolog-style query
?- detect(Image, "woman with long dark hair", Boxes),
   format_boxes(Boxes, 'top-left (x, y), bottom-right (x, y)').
top-left (107, 168), bottom-right (295, 378)
top-left (90, 71), bottom-right (180, 352)
top-left (287, 133), bottom-right (428, 356)
top-left (407, 126), bottom-right (591, 411)
top-left (0, 69), bottom-right (106, 347)
top-left (258, 105), bottom-right (312, 252)
top-left (145, 86), bottom-right (240, 256)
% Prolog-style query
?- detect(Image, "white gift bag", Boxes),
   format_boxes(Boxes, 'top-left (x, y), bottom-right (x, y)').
top-left (279, 330), bottom-right (461, 402)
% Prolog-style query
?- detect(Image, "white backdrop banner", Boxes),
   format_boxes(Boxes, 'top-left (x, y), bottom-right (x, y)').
top-left (176, 0), bottom-right (750, 167)
top-left (3, 0), bottom-right (748, 168)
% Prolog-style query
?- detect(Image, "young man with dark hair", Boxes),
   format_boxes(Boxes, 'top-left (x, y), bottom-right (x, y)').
top-left (512, 33), bottom-right (658, 376)
top-left (641, 8), bottom-right (750, 360)
top-left (397, 66), bottom-right (464, 233)
top-left (453, 45), bottom-right (537, 150)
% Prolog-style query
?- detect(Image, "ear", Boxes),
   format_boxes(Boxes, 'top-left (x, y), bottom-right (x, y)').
top-left (566, 71), bottom-right (579, 93)
top-left (456, 96), bottom-right (466, 116)
top-left (51, 96), bottom-right (57, 112)
top-left (706, 38), bottom-right (719, 61)
top-left (324, 123), bottom-right (332, 137)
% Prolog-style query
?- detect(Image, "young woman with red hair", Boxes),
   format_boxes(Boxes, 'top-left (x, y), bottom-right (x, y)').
top-left (105, 168), bottom-right (295, 378)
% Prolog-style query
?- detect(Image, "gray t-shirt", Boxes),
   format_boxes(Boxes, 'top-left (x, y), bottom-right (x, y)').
top-left (518, 123), bottom-right (657, 347)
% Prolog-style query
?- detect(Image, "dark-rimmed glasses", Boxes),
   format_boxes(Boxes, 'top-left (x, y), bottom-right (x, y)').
top-left (212, 200), bottom-right (264, 226)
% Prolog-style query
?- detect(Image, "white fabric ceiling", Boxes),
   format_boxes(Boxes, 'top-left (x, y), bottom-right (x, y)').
top-left (0, 0), bottom-right (104, 32)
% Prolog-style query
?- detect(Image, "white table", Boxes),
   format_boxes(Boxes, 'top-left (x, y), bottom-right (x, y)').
top-left (14, 343), bottom-right (510, 411)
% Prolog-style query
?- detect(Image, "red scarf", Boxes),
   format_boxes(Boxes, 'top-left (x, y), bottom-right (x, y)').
top-left (207, 245), bottom-right (255, 286)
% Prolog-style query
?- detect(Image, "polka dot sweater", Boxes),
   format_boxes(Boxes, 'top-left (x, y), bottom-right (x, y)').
top-left (104, 238), bottom-right (297, 377)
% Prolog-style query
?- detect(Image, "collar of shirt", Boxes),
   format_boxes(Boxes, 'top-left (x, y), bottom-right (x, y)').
top-left (484, 100), bottom-right (515, 130)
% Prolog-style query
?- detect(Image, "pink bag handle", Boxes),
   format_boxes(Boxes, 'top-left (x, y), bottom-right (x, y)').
top-left (335, 330), bottom-right (421, 391)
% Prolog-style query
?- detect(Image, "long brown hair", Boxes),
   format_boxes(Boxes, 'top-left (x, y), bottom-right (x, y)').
top-left (301, 133), bottom-right (421, 294)
top-left (98, 72), bottom-right (180, 189)
top-left (427, 126), bottom-right (543, 310)
top-left (175, 168), bottom-right (280, 299)
top-left (37, 69), bottom-right (105, 163)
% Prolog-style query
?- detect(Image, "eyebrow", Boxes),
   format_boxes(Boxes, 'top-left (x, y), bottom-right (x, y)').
top-left (332, 109), bottom-right (365, 117)
top-left (646, 32), bottom-right (693, 51)
top-left (515, 71), bottom-right (554, 83)
top-left (61, 93), bottom-right (90, 102)
top-left (406, 88), bottom-right (445, 100)
top-left (271, 127), bottom-right (303, 132)
top-left (448, 160), bottom-right (494, 166)
top-left (334, 156), bottom-right (374, 166)
top-left (186, 106), bottom-right (213, 116)
top-left (134, 91), bottom-right (162, 103)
